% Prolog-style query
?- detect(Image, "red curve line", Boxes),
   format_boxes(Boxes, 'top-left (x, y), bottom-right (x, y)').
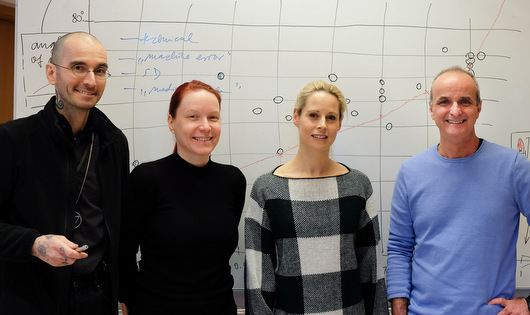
top-left (471, 0), bottom-right (506, 66)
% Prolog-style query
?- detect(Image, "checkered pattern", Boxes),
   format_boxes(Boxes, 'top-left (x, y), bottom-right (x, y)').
top-left (245, 168), bottom-right (388, 314)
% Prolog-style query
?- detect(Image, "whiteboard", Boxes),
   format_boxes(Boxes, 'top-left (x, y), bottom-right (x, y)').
top-left (15, 0), bottom-right (530, 289)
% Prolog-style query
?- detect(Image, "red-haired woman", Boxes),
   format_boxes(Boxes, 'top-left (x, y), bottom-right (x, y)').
top-left (119, 80), bottom-right (246, 314)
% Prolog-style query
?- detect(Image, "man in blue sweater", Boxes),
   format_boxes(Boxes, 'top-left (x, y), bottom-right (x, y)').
top-left (387, 66), bottom-right (530, 315)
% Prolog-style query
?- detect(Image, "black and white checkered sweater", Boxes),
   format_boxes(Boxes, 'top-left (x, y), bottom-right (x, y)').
top-left (245, 167), bottom-right (389, 314)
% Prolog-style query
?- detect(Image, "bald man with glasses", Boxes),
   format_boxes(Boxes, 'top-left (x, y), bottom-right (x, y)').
top-left (0, 32), bottom-right (129, 315)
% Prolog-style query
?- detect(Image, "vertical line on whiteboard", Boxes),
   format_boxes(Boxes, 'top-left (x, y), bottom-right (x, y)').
top-left (130, 0), bottom-right (145, 163)
top-left (227, 1), bottom-right (238, 165)
top-left (182, 5), bottom-right (194, 82)
top-left (380, 4), bottom-right (387, 79)
top-left (276, 0), bottom-right (282, 94)
top-left (469, 19), bottom-right (473, 53)
top-left (275, 0), bottom-right (283, 158)
top-left (378, 3), bottom-right (387, 253)
top-left (87, 0), bottom-right (91, 34)
top-left (330, 0), bottom-right (339, 73)
top-left (423, 4), bottom-right (432, 148)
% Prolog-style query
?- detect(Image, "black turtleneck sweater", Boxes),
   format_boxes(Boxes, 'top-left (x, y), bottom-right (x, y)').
top-left (119, 152), bottom-right (246, 314)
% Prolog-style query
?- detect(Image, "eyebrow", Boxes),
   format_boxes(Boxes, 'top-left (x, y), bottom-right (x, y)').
top-left (460, 96), bottom-right (474, 102)
top-left (307, 109), bottom-right (339, 115)
top-left (435, 96), bottom-right (475, 104)
top-left (68, 60), bottom-right (109, 68)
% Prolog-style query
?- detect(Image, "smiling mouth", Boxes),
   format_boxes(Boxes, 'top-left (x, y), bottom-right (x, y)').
top-left (76, 89), bottom-right (96, 96)
top-left (447, 120), bottom-right (465, 124)
top-left (312, 135), bottom-right (327, 139)
top-left (194, 137), bottom-right (213, 141)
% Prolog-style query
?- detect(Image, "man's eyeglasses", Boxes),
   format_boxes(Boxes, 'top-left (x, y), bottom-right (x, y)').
top-left (52, 63), bottom-right (111, 80)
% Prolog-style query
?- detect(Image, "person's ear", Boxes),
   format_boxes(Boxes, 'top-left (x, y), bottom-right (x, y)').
top-left (46, 63), bottom-right (57, 86)
top-left (293, 109), bottom-right (299, 127)
top-left (168, 114), bottom-right (175, 134)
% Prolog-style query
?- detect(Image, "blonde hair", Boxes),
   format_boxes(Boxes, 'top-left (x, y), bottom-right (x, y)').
top-left (295, 80), bottom-right (347, 121)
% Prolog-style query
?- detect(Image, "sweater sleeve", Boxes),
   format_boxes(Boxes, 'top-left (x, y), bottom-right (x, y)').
top-left (118, 164), bottom-right (156, 305)
top-left (386, 165), bottom-right (415, 301)
top-left (356, 193), bottom-right (389, 314)
top-left (514, 152), bottom-right (530, 221)
top-left (245, 177), bottom-right (276, 315)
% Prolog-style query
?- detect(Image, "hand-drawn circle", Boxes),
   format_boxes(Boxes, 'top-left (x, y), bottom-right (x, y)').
top-left (477, 51), bottom-right (486, 61)
top-left (379, 95), bottom-right (387, 103)
top-left (442, 46), bottom-right (448, 53)
top-left (276, 148), bottom-right (284, 155)
top-left (416, 83), bottom-right (422, 90)
top-left (346, 98), bottom-right (351, 105)
top-left (351, 110), bottom-right (359, 117)
top-left (379, 79), bottom-right (385, 85)
top-left (273, 96), bottom-right (284, 104)
top-left (466, 58), bottom-right (476, 65)
top-left (217, 72), bottom-right (225, 80)
top-left (132, 160), bottom-right (140, 167)
top-left (252, 107), bottom-right (263, 115)
top-left (386, 122), bottom-right (393, 131)
top-left (466, 52), bottom-right (475, 60)
top-left (328, 73), bottom-right (338, 82)
top-left (285, 115), bottom-right (293, 121)
top-left (379, 88), bottom-right (385, 94)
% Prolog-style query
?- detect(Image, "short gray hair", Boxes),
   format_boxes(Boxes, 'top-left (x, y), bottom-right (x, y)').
top-left (429, 66), bottom-right (481, 107)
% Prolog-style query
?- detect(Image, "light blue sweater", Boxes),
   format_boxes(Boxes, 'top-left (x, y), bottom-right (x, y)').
top-left (387, 140), bottom-right (530, 315)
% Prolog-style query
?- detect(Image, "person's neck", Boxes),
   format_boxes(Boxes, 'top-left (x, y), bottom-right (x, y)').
top-left (57, 106), bottom-right (90, 136)
top-left (437, 136), bottom-right (481, 159)
top-left (176, 151), bottom-right (210, 167)
top-left (280, 149), bottom-right (336, 178)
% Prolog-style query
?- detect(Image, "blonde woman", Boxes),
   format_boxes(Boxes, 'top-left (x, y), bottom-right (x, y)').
top-left (245, 80), bottom-right (388, 314)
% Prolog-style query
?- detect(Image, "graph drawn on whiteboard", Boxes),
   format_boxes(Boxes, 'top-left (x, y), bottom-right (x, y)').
top-left (15, 0), bottom-right (530, 289)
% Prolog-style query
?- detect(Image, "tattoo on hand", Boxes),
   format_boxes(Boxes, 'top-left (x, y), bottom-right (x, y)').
top-left (37, 244), bottom-right (46, 257)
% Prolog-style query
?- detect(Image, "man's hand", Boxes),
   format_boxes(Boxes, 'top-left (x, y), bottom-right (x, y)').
top-left (391, 297), bottom-right (409, 315)
top-left (489, 297), bottom-right (530, 315)
top-left (31, 234), bottom-right (88, 267)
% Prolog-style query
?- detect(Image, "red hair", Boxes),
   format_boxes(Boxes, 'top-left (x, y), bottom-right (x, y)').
top-left (169, 80), bottom-right (221, 153)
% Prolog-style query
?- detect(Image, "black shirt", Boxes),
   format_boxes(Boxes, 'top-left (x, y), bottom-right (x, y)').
top-left (57, 110), bottom-right (108, 276)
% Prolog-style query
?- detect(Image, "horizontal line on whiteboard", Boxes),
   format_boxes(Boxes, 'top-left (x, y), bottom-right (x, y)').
top-left (92, 20), bottom-right (521, 33)
top-left (107, 48), bottom-right (512, 59)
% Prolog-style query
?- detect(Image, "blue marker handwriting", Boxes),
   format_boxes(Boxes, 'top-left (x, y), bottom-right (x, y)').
top-left (137, 51), bottom-right (231, 65)
top-left (143, 67), bottom-right (161, 80)
top-left (140, 83), bottom-right (176, 96)
top-left (122, 32), bottom-right (198, 45)
top-left (138, 51), bottom-right (191, 65)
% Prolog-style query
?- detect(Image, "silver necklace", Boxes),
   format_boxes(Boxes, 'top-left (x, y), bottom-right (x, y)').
top-left (75, 132), bottom-right (95, 205)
